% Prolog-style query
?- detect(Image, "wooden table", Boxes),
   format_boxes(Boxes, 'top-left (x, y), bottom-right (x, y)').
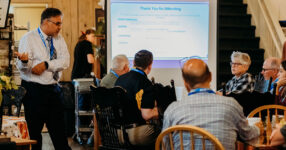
top-left (236, 133), bottom-right (278, 150)
top-left (11, 137), bottom-right (37, 150)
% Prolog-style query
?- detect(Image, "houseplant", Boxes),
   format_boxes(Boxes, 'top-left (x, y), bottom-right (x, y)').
top-left (0, 74), bottom-right (18, 133)
top-left (0, 74), bottom-right (18, 106)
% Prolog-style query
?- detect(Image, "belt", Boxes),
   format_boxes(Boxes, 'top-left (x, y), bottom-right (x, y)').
top-left (22, 80), bottom-right (58, 88)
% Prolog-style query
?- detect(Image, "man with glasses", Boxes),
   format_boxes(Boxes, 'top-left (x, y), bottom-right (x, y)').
top-left (15, 8), bottom-right (71, 150)
top-left (260, 57), bottom-right (281, 93)
top-left (224, 51), bottom-right (254, 94)
top-left (100, 54), bottom-right (130, 88)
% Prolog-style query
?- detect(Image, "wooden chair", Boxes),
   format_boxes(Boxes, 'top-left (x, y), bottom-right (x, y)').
top-left (155, 125), bottom-right (225, 150)
top-left (247, 105), bottom-right (286, 145)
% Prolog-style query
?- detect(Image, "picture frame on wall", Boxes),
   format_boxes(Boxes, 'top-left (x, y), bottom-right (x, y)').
top-left (95, 8), bottom-right (105, 35)
top-left (0, 0), bottom-right (11, 29)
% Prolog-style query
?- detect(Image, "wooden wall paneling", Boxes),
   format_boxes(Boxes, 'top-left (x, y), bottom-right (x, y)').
top-left (94, 0), bottom-right (102, 9)
top-left (78, 0), bottom-right (94, 32)
top-left (11, 0), bottom-right (104, 81)
top-left (11, 0), bottom-right (52, 3)
top-left (69, 0), bottom-right (79, 81)
top-left (53, 0), bottom-right (73, 81)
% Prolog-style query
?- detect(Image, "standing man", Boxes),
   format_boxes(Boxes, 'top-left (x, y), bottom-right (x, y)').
top-left (100, 54), bottom-right (129, 88)
top-left (16, 8), bottom-right (71, 150)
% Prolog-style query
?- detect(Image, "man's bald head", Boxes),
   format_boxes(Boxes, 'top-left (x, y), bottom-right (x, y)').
top-left (182, 59), bottom-right (211, 89)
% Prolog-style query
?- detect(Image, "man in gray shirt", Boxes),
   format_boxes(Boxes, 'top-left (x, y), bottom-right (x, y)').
top-left (100, 54), bottom-right (129, 88)
top-left (163, 58), bottom-right (262, 150)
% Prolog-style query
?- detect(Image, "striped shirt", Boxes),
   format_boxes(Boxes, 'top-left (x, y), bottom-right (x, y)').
top-left (163, 88), bottom-right (260, 150)
top-left (16, 28), bottom-right (69, 85)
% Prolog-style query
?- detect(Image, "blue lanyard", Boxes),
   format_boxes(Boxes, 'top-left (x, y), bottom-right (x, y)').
top-left (37, 27), bottom-right (54, 59)
top-left (131, 68), bottom-right (145, 76)
top-left (110, 69), bottom-right (119, 78)
top-left (270, 78), bottom-right (279, 90)
top-left (188, 88), bottom-right (215, 96)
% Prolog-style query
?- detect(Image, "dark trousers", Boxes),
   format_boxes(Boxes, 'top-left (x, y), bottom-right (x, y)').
top-left (22, 80), bottom-right (71, 150)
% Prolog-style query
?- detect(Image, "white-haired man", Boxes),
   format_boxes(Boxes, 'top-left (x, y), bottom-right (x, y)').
top-left (225, 51), bottom-right (254, 94)
top-left (100, 54), bottom-right (129, 88)
top-left (260, 57), bottom-right (281, 92)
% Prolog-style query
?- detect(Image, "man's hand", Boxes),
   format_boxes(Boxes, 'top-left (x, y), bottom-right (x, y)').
top-left (270, 124), bottom-right (285, 146)
top-left (254, 121), bottom-right (264, 136)
top-left (32, 62), bottom-right (46, 75)
top-left (15, 52), bottom-right (28, 63)
top-left (216, 91), bottom-right (223, 96)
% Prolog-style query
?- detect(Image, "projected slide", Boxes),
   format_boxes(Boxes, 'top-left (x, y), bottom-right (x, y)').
top-left (110, 0), bottom-right (209, 62)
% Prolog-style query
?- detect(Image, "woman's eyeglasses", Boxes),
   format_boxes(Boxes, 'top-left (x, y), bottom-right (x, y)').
top-left (230, 62), bottom-right (243, 66)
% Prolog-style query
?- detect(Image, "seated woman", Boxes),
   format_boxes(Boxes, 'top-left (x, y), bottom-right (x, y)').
top-left (224, 51), bottom-right (254, 94)
top-left (276, 60), bottom-right (286, 105)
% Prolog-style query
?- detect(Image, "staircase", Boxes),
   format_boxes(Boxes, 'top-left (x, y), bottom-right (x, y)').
top-left (217, 0), bottom-right (265, 88)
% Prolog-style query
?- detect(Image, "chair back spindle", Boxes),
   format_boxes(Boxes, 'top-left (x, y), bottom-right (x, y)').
top-left (155, 125), bottom-right (224, 150)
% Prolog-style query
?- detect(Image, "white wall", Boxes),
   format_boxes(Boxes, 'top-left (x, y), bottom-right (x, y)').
top-left (267, 0), bottom-right (286, 21)
top-left (148, 0), bottom-right (217, 90)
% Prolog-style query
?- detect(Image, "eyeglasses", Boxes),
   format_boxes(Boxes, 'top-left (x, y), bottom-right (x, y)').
top-left (262, 68), bottom-right (276, 72)
top-left (230, 62), bottom-right (243, 66)
top-left (48, 20), bottom-right (62, 26)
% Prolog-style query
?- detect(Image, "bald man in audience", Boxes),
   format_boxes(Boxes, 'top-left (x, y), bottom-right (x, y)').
top-left (163, 58), bottom-right (263, 150)
top-left (100, 54), bottom-right (129, 88)
top-left (261, 57), bottom-right (281, 92)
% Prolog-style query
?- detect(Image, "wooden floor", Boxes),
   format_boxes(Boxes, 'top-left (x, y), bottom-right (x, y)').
top-left (42, 133), bottom-right (93, 150)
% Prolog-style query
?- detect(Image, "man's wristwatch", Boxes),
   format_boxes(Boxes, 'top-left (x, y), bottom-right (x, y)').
top-left (44, 61), bottom-right (49, 69)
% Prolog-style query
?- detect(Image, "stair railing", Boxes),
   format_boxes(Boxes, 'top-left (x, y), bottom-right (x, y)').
top-left (245, 0), bottom-right (286, 58)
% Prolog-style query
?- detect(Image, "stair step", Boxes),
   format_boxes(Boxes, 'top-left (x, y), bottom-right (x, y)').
top-left (219, 37), bottom-right (260, 49)
top-left (219, 14), bottom-right (251, 26)
top-left (219, 25), bottom-right (255, 38)
top-left (219, 3), bottom-right (247, 14)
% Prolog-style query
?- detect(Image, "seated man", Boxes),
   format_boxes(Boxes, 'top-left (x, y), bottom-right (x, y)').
top-left (115, 50), bottom-right (160, 146)
top-left (100, 54), bottom-right (129, 88)
top-left (225, 51), bottom-right (254, 94)
top-left (259, 57), bottom-right (280, 93)
top-left (163, 58), bottom-right (262, 150)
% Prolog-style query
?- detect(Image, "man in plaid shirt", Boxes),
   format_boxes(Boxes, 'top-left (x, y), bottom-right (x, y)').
top-left (162, 59), bottom-right (262, 150)
top-left (225, 51), bottom-right (254, 94)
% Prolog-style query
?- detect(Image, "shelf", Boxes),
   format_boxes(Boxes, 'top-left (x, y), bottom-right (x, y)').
top-left (77, 111), bottom-right (93, 116)
top-left (78, 128), bottom-right (93, 132)
top-left (14, 29), bottom-right (28, 31)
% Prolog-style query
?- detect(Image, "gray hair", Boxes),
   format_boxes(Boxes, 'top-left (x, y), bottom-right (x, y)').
top-left (268, 57), bottom-right (281, 69)
top-left (112, 54), bottom-right (129, 71)
top-left (231, 51), bottom-right (251, 66)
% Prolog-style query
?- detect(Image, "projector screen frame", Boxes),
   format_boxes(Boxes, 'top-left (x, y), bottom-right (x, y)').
top-left (106, 0), bottom-right (217, 89)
